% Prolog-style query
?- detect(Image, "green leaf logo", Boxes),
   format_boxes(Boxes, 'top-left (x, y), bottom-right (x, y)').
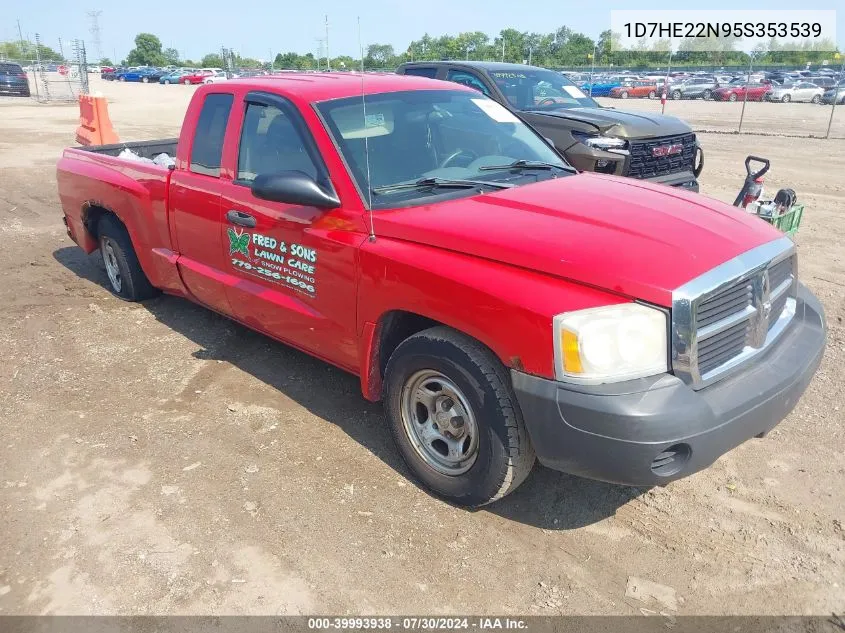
top-left (228, 228), bottom-right (250, 257)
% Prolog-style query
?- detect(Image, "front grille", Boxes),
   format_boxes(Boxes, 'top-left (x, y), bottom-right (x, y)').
top-left (672, 239), bottom-right (797, 389)
top-left (626, 133), bottom-right (696, 179)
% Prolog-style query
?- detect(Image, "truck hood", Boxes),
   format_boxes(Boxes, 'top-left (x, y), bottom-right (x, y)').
top-left (374, 173), bottom-right (780, 307)
top-left (525, 106), bottom-right (691, 138)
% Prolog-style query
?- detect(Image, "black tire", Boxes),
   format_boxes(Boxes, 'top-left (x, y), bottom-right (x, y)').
top-left (703, 89), bottom-right (712, 100)
top-left (142, 76), bottom-right (149, 83)
top-left (620, 91), bottom-right (629, 99)
top-left (728, 93), bottom-right (738, 102)
top-left (96, 215), bottom-right (159, 301)
top-left (183, 78), bottom-right (191, 85)
top-left (648, 90), bottom-right (656, 99)
top-left (383, 327), bottom-right (535, 507)
top-left (671, 90), bottom-right (682, 100)
top-left (811, 94), bottom-right (821, 104)
top-left (781, 94), bottom-right (790, 103)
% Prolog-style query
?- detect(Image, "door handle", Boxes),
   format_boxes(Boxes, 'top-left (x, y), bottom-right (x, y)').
top-left (226, 209), bottom-right (257, 228)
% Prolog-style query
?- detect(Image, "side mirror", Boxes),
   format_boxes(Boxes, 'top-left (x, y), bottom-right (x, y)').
top-left (251, 171), bottom-right (340, 209)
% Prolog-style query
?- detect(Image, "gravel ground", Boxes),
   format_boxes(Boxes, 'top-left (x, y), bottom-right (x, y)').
top-left (0, 78), bottom-right (843, 617)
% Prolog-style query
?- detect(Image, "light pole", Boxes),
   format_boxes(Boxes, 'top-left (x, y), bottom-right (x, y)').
top-left (588, 42), bottom-right (597, 97)
top-left (826, 52), bottom-right (844, 139)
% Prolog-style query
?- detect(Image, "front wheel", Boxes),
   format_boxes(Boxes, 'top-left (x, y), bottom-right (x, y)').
top-left (648, 90), bottom-right (656, 99)
top-left (703, 89), bottom-right (712, 100)
top-left (97, 215), bottom-right (159, 301)
top-left (163, 79), bottom-right (170, 85)
top-left (384, 327), bottom-right (535, 507)
top-left (672, 90), bottom-right (681, 100)
top-left (781, 94), bottom-right (791, 103)
top-left (119, 76), bottom-right (125, 82)
top-left (728, 93), bottom-right (738, 102)
top-left (183, 78), bottom-right (191, 85)
top-left (142, 76), bottom-right (149, 83)
top-left (620, 91), bottom-right (629, 99)
top-left (811, 94), bottom-right (821, 104)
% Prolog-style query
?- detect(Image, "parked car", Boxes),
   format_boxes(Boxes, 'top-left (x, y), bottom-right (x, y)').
top-left (712, 83), bottom-right (770, 102)
top-left (159, 69), bottom-right (190, 84)
top-left (203, 70), bottom-right (232, 84)
top-left (0, 62), bottom-right (30, 97)
top-left (55, 74), bottom-right (825, 507)
top-left (578, 75), bottom-right (632, 97)
top-left (179, 69), bottom-right (221, 85)
top-left (765, 82), bottom-right (824, 103)
top-left (397, 61), bottom-right (701, 190)
top-left (821, 82), bottom-right (845, 105)
top-left (808, 76), bottom-right (836, 89)
top-left (117, 68), bottom-right (159, 83)
top-left (670, 76), bottom-right (720, 100)
top-left (609, 80), bottom-right (660, 99)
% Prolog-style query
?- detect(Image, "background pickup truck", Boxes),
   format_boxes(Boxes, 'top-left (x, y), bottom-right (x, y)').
top-left (57, 74), bottom-right (825, 507)
top-left (396, 61), bottom-right (702, 191)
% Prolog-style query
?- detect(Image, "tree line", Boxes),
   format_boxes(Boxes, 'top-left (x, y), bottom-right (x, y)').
top-left (3, 28), bottom-right (840, 71)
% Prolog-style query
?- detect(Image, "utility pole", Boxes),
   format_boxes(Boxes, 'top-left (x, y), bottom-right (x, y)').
top-left (88, 10), bottom-right (103, 64)
top-left (314, 38), bottom-right (323, 71)
top-left (324, 15), bottom-right (330, 70)
top-left (58, 38), bottom-right (64, 60)
top-left (17, 19), bottom-right (26, 59)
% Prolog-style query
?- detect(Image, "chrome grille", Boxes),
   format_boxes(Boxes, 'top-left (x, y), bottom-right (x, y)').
top-left (672, 237), bottom-right (797, 389)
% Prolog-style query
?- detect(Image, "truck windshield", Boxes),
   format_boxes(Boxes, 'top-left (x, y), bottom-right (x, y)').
top-left (316, 90), bottom-right (572, 208)
top-left (488, 69), bottom-right (599, 111)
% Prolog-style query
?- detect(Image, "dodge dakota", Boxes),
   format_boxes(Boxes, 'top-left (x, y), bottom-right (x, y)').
top-left (57, 74), bottom-right (826, 507)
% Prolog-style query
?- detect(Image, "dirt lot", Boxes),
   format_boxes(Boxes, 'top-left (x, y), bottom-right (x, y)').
top-left (0, 78), bottom-right (843, 617)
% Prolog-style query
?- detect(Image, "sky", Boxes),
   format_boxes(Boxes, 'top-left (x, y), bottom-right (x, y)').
top-left (4, 0), bottom-right (843, 63)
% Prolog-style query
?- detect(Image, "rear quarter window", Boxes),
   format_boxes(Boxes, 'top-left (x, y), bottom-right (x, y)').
top-left (190, 93), bottom-right (234, 177)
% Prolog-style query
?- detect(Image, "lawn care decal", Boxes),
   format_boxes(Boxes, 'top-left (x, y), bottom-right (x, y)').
top-left (228, 228), bottom-right (317, 296)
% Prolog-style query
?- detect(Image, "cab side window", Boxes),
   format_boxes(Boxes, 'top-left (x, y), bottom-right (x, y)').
top-left (446, 70), bottom-right (491, 97)
top-left (190, 93), bottom-right (233, 177)
top-left (236, 102), bottom-right (317, 182)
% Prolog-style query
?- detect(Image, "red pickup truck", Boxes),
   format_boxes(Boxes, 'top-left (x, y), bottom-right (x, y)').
top-left (56, 75), bottom-right (826, 507)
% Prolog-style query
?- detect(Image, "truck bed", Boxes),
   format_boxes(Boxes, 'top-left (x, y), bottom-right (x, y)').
top-left (77, 138), bottom-right (178, 160)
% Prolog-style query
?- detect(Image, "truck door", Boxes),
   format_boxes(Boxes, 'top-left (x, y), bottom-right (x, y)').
top-left (217, 91), bottom-right (361, 371)
top-left (170, 91), bottom-right (234, 315)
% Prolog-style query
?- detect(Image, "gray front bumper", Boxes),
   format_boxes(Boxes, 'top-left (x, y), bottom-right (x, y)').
top-left (511, 284), bottom-right (826, 486)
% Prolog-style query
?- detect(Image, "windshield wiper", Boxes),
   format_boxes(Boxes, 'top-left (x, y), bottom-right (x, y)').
top-left (478, 159), bottom-right (572, 173)
top-left (372, 177), bottom-right (514, 195)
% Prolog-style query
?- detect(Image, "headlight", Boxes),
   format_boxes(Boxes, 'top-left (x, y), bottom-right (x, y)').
top-left (553, 303), bottom-right (668, 384)
top-left (571, 131), bottom-right (629, 155)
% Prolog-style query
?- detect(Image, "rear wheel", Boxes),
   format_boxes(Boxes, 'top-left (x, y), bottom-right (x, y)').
top-left (163, 79), bottom-right (170, 85)
top-left (781, 94), bottom-right (791, 103)
top-left (142, 76), bottom-right (149, 83)
top-left (648, 90), bottom-right (656, 99)
top-left (119, 76), bottom-right (125, 82)
top-left (671, 90), bottom-right (681, 100)
top-left (383, 327), bottom-right (535, 507)
top-left (620, 91), bottom-right (629, 99)
top-left (703, 89), bottom-right (712, 100)
top-left (183, 78), bottom-right (191, 85)
top-left (811, 94), bottom-right (821, 104)
top-left (97, 215), bottom-right (159, 301)
top-left (728, 93), bottom-right (738, 102)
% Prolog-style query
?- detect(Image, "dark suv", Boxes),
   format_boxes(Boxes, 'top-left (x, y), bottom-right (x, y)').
top-left (396, 61), bottom-right (702, 191)
top-left (0, 62), bottom-right (30, 97)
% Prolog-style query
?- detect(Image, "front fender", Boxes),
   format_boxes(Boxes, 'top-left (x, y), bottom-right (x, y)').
top-left (357, 238), bottom-right (626, 385)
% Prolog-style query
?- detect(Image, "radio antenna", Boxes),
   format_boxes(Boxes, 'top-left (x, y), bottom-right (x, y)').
top-left (358, 16), bottom-right (376, 242)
